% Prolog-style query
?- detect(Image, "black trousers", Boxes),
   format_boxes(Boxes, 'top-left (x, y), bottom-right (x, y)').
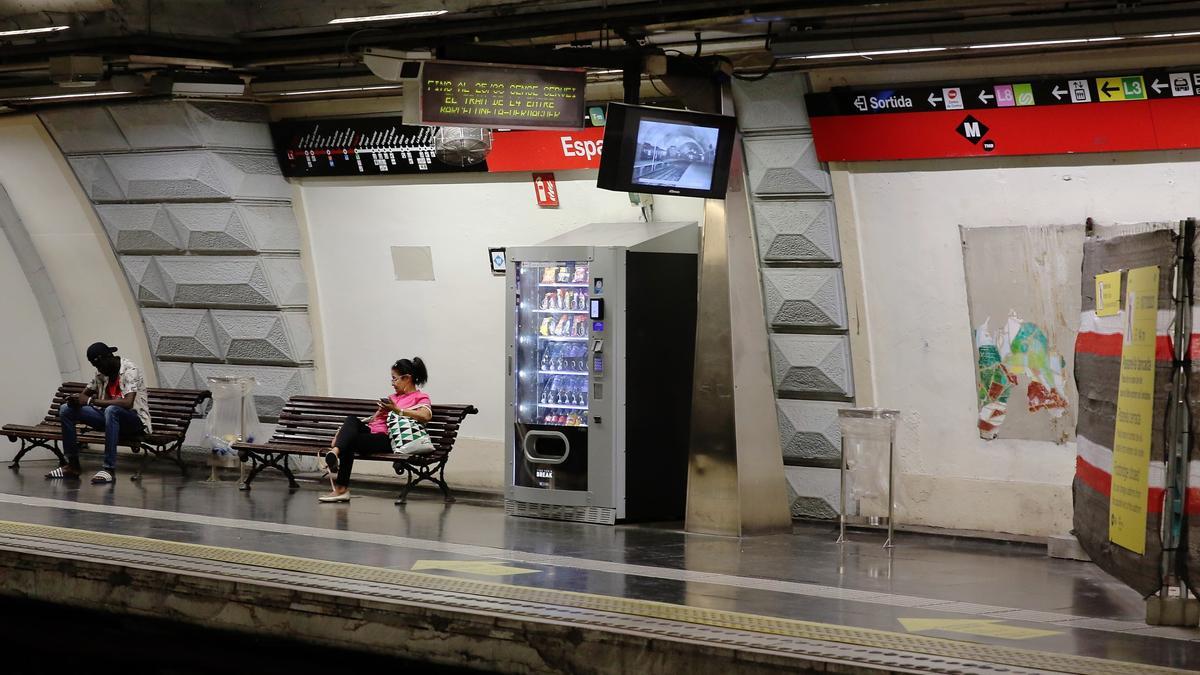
top-left (331, 416), bottom-right (390, 487)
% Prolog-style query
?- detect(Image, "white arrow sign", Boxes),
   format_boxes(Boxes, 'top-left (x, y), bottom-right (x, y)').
top-left (978, 91), bottom-right (994, 104)
top-left (1151, 78), bottom-right (1167, 94)
top-left (1051, 86), bottom-right (1066, 100)
top-left (927, 93), bottom-right (942, 107)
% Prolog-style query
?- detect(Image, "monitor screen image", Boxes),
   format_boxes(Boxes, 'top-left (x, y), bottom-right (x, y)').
top-left (596, 103), bottom-right (736, 199)
top-left (630, 120), bottom-right (721, 192)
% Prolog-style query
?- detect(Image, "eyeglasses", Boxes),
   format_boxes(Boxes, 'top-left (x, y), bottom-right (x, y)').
top-left (391, 373), bottom-right (410, 382)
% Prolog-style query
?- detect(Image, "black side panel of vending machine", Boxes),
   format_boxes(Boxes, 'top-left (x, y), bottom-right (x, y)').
top-left (624, 251), bottom-right (698, 521)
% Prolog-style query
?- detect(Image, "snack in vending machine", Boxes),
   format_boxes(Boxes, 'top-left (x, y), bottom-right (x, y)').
top-left (566, 414), bottom-right (580, 426)
top-left (572, 264), bottom-right (588, 284)
top-left (539, 317), bottom-right (552, 336)
top-left (557, 265), bottom-right (573, 283)
top-left (556, 288), bottom-right (567, 309)
top-left (541, 266), bottom-right (558, 283)
top-left (555, 315), bottom-right (570, 336)
top-left (572, 315), bottom-right (587, 336)
top-left (541, 291), bottom-right (555, 310)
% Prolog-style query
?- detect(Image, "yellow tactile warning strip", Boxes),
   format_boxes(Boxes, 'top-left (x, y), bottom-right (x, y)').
top-left (0, 519), bottom-right (1186, 675)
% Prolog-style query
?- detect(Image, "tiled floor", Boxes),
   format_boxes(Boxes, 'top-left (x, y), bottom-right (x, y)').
top-left (0, 456), bottom-right (1196, 671)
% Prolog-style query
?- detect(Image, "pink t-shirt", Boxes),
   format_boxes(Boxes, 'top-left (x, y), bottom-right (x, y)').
top-left (368, 390), bottom-right (432, 434)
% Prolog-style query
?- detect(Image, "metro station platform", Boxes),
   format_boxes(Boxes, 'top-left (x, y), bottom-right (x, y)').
top-left (0, 460), bottom-right (1196, 674)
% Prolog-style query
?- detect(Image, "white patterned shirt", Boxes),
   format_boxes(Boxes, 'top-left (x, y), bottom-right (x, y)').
top-left (89, 357), bottom-right (152, 434)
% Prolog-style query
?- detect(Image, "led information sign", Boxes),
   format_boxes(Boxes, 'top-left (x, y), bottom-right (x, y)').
top-left (419, 60), bottom-right (586, 130)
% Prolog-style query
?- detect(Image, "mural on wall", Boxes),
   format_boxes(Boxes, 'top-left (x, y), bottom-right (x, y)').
top-left (975, 314), bottom-right (1069, 437)
top-left (961, 225), bottom-right (1082, 443)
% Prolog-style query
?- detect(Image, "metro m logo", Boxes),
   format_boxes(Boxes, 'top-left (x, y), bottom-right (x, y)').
top-left (955, 114), bottom-right (989, 145)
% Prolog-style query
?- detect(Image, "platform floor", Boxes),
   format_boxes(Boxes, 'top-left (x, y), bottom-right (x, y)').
top-left (0, 457), bottom-right (1197, 673)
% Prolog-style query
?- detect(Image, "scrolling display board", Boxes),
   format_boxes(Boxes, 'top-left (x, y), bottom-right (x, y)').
top-left (806, 65), bottom-right (1200, 161)
top-left (270, 118), bottom-right (485, 177)
top-left (419, 61), bottom-right (585, 130)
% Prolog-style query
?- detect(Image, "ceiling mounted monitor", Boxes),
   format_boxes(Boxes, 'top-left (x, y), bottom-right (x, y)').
top-left (596, 103), bottom-right (737, 199)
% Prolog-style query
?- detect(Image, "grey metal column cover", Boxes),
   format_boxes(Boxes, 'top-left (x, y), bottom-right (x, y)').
top-left (732, 72), bottom-right (854, 519)
top-left (685, 90), bottom-right (792, 536)
top-left (39, 101), bottom-right (314, 419)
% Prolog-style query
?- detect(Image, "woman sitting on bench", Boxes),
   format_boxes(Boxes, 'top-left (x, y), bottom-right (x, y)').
top-left (320, 357), bottom-right (432, 503)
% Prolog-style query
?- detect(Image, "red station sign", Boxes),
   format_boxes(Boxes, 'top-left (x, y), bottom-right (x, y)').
top-left (805, 69), bottom-right (1200, 161)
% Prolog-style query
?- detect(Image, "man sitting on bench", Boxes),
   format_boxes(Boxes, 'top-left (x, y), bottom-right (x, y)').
top-left (46, 342), bottom-right (152, 484)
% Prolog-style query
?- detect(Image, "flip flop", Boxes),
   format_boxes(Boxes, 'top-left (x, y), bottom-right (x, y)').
top-left (45, 465), bottom-right (80, 480)
top-left (90, 469), bottom-right (114, 484)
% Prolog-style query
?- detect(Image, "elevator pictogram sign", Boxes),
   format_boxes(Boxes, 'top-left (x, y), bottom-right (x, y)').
top-left (956, 115), bottom-right (989, 145)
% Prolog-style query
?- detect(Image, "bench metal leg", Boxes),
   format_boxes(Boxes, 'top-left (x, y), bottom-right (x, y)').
top-left (131, 440), bottom-right (187, 482)
top-left (238, 452), bottom-right (299, 490)
top-left (8, 438), bottom-right (65, 470)
top-left (394, 459), bottom-right (455, 505)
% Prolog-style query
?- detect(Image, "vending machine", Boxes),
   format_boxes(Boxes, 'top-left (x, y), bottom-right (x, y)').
top-left (505, 221), bottom-right (699, 524)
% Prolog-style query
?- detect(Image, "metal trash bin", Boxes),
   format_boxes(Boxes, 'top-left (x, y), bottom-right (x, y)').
top-left (203, 376), bottom-right (260, 482)
top-left (837, 408), bottom-right (899, 548)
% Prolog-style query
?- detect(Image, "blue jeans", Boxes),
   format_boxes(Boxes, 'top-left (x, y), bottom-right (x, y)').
top-left (59, 403), bottom-right (144, 471)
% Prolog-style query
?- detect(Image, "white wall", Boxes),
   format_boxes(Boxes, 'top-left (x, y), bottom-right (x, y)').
top-left (835, 151), bottom-right (1200, 536)
top-left (0, 115), bottom-right (152, 461)
top-left (294, 171), bottom-right (702, 490)
top-left (0, 227), bottom-right (60, 461)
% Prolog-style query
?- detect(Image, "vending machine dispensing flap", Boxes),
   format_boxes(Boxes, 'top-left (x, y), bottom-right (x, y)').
top-left (523, 430), bottom-right (571, 464)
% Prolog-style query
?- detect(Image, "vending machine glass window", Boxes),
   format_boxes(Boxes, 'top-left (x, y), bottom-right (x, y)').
top-left (514, 261), bottom-right (590, 428)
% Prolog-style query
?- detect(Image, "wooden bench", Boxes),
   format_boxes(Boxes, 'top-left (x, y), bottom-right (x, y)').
top-left (231, 395), bottom-right (478, 504)
top-left (3, 381), bottom-right (212, 480)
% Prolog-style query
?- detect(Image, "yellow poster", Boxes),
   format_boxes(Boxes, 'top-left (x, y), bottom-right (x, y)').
top-left (1095, 271), bottom-right (1121, 317)
top-left (1109, 265), bottom-right (1159, 554)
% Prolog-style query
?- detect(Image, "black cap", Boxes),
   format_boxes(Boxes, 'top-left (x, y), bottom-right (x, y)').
top-left (86, 342), bottom-right (118, 364)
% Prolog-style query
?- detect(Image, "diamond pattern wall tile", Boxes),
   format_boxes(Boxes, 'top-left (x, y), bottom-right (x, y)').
top-left (192, 363), bottom-right (316, 420)
top-left (165, 204), bottom-right (256, 253)
top-left (187, 102), bottom-right (274, 149)
top-left (210, 310), bottom-right (307, 364)
top-left (38, 108), bottom-right (129, 154)
top-left (155, 360), bottom-right (199, 390)
top-left (101, 152), bottom-right (230, 201)
top-left (68, 156), bottom-right (124, 201)
top-left (120, 256), bottom-right (173, 305)
top-left (262, 258), bottom-right (309, 307)
top-left (96, 204), bottom-right (185, 253)
top-left (770, 334), bottom-right (854, 398)
top-left (778, 400), bottom-right (850, 463)
top-left (762, 269), bottom-right (847, 329)
top-left (108, 102), bottom-right (203, 150)
top-left (744, 136), bottom-right (830, 196)
top-left (211, 152), bottom-right (291, 201)
top-left (142, 308), bottom-right (220, 361)
top-left (154, 256), bottom-right (277, 307)
top-left (785, 466), bottom-right (841, 518)
top-left (753, 200), bottom-right (840, 263)
top-left (239, 205), bottom-right (302, 252)
top-left (283, 312), bottom-right (314, 362)
top-left (42, 100), bottom-right (316, 421)
top-left (732, 71), bottom-right (812, 132)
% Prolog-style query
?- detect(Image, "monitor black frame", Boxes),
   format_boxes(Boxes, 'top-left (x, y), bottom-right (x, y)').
top-left (596, 102), bottom-right (738, 199)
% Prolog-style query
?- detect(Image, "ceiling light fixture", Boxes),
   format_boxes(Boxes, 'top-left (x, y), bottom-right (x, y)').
top-left (799, 47), bottom-right (948, 60)
top-left (274, 84), bottom-right (404, 96)
top-left (13, 90), bottom-right (134, 102)
top-left (0, 25), bottom-right (68, 38)
top-left (328, 10), bottom-right (448, 25)
top-left (966, 36), bottom-right (1124, 50)
top-left (1143, 31), bottom-right (1200, 38)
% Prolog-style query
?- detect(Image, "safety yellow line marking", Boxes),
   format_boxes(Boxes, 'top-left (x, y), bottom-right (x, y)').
top-left (0, 519), bottom-right (1186, 675)
top-left (899, 617), bottom-right (1062, 640)
top-left (411, 559), bottom-right (540, 576)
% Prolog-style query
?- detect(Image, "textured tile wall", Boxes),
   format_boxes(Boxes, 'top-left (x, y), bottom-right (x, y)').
top-left (40, 102), bottom-right (311, 420)
top-left (734, 72), bottom-right (852, 517)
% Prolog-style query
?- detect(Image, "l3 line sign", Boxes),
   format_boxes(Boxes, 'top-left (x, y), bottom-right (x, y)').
top-left (805, 67), bottom-right (1200, 161)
